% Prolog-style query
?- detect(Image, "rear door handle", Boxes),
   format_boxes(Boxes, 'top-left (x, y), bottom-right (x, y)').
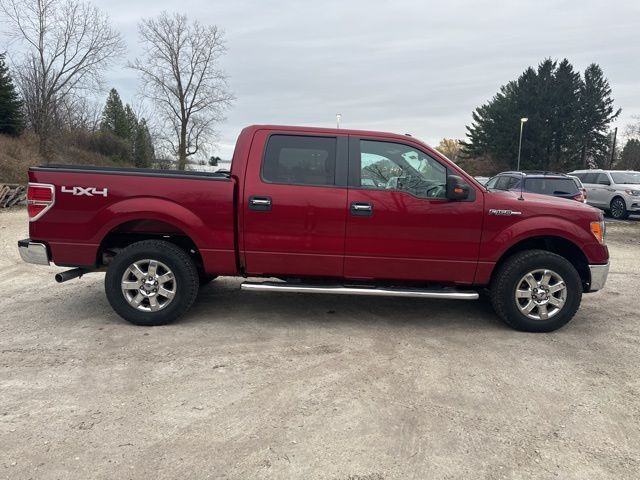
top-left (350, 201), bottom-right (373, 217)
top-left (249, 196), bottom-right (272, 211)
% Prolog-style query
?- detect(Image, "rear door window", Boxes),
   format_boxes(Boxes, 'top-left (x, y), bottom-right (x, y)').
top-left (582, 172), bottom-right (598, 184)
top-left (262, 135), bottom-right (337, 186)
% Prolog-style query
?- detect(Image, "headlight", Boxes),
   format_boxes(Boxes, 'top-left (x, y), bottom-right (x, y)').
top-left (590, 220), bottom-right (606, 245)
top-left (624, 189), bottom-right (640, 196)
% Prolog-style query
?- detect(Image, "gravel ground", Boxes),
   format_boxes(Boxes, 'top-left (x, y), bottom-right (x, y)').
top-left (0, 207), bottom-right (639, 480)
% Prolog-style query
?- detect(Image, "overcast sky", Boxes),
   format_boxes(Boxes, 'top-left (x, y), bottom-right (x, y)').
top-left (33, 0), bottom-right (640, 158)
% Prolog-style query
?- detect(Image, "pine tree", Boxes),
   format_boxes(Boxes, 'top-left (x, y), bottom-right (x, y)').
top-left (0, 52), bottom-right (24, 136)
top-left (577, 64), bottom-right (621, 168)
top-left (133, 118), bottom-right (154, 168)
top-left (550, 59), bottom-right (582, 170)
top-left (123, 104), bottom-right (138, 139)
top-left (100, 89), bottom-right (129, 139)
top-left (620, 139), bottom-right (640, 170)
top-left (463, 59), bottom-right (619, 172)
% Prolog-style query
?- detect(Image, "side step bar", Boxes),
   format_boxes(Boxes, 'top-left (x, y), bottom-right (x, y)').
top-left (241, 281), bottom-right (479, 300)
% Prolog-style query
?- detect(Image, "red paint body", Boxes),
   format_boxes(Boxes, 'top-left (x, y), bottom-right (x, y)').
top-left (27, 125), bottom-right (609, 286)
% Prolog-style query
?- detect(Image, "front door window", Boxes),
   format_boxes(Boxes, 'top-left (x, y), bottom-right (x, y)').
top-left (358, 140), bottom-right (448, 199)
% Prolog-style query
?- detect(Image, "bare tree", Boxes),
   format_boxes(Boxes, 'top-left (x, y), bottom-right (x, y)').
top-left (130, 12), bottom-right (233, 170)
top-left (56, 94), bottom-right (102, 132)
top-left (1, 0), bottom-right (125, 158)
top-left (624, 115), bottom-right (640, 141)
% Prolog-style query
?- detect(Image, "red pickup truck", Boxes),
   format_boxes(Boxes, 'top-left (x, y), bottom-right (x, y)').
top-left (19, 125), bottom-right (609, 332)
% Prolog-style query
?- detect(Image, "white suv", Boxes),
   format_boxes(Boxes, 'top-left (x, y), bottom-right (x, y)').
top-left (570, 170), bottom-right (640, 219)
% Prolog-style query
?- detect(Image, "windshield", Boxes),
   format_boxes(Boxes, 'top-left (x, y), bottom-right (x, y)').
top-left (611, 171), bottom-right (640, 184)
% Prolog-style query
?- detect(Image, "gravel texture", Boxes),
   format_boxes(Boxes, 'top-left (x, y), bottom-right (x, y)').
top-left (1, 207), bottom-right (638, 479)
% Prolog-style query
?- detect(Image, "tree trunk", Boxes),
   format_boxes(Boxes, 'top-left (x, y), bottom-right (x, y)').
top-left (36, 111), bottom-right (53, 163)
top-left (177, 121), bottom-right (187, 170)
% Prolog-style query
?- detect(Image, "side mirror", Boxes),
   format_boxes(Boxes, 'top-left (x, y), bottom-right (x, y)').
top-left (446, 175), bottom-right (470, 201)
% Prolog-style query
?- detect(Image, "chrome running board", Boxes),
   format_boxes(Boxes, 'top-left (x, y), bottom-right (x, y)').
top-left (240, 281), bottom-right (479, 300)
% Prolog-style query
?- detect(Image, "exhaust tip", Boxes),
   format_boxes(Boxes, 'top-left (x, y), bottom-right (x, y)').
top-left (54, 268), bottom-right (89, 283)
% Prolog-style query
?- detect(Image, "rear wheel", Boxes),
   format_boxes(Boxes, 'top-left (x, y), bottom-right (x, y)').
top-left (105, 240), bottom-right (199, 326)
top-left (609, 197), bottom-right (628, 220)
top-left (490, 249), bottom-right (582, 332)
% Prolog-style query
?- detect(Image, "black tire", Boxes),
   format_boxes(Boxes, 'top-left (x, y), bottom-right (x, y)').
top-left (105, 240), bottom-right (199, 326)
top-left (199, 273), bottom-right (218, 286)
top-left (609, 197), bottom-right (628, 220)
top-left (490, 249), bottom-right (582, 332)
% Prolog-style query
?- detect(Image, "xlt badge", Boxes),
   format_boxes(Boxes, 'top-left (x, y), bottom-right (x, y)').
top-left (489, 209), bottom-right (522, 216)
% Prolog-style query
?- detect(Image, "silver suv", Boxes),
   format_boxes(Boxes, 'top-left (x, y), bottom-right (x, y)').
top-left (570, 169), bottom-right (640, 219)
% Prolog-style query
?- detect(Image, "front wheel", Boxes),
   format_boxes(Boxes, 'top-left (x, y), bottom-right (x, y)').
top-left (609, 197), bottom-right (628, 220)
top-left (490, 250), bottom-right (582, 332)
top-left (105, 240), bottom-right (199, 326)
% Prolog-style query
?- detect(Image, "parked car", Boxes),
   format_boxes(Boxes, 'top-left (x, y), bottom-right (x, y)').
top-left (569, 169), bottom-right (640, 219)
top-left (568, 175), bottom-right (588, 203)
top-left (18, 125), bottom-right (609, 332)
top-left (485, 171), bottom-right (586, 202)
top-left (474, 176), bottom-right (490, 185)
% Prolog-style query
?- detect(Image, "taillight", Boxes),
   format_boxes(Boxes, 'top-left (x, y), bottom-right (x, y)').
top-left (572, 192), bottom-right (586, 203)
top-left (27, 183), bottom-right (55, 221)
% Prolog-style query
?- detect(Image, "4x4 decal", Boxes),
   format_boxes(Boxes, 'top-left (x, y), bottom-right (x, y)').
top-left (61, 186), bottom-right (108, 197)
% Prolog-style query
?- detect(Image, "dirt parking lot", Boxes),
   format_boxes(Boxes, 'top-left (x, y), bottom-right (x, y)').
top-left (0, 207), bottom-right (639, 480)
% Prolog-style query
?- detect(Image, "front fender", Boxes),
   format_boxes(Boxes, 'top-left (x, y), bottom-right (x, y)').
top-left (479, 215), bottom-right (596, 263)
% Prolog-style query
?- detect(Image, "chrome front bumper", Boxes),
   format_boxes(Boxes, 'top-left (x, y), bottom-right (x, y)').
top-left (588, 262), bottom-right (609, 292)
top-left (18, 239), bottom-right (50, 265)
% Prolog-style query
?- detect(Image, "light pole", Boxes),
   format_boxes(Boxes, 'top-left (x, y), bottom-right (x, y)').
top-left (517, 117), bottom-right (528, 171)
top-left (336, 113), bottom-right (342, 129)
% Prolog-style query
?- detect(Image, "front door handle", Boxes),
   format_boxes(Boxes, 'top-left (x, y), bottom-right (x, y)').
top-left (350, 201), bottom-right (373, 217)
top-left (249, 196), bottom-right (272, 211)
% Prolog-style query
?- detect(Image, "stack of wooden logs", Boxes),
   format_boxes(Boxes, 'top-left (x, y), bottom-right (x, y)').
top-left (0, 184), bottom-right (27, 208)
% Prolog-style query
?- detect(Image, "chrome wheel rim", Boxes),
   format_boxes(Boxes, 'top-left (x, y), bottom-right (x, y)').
top-left (121, 259), bottom-right (176, 312)
top-left (515, 269), bottom-right (566, 321)
top-left (611, 199), bottom-right (624, 218)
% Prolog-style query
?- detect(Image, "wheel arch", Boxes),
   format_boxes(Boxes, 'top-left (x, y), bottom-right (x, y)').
top-left (490, 235), bottom-right (590, 291)
top-left (610, 195), bottom-right (626, 205)
top-left (97, 218), bottom-right (205, 274)
top-left (91, 197), bottom-right (210, 269)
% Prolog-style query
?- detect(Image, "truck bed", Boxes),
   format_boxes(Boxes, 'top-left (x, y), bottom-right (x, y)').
top-left (28, 164), bottom-right (238, 274)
